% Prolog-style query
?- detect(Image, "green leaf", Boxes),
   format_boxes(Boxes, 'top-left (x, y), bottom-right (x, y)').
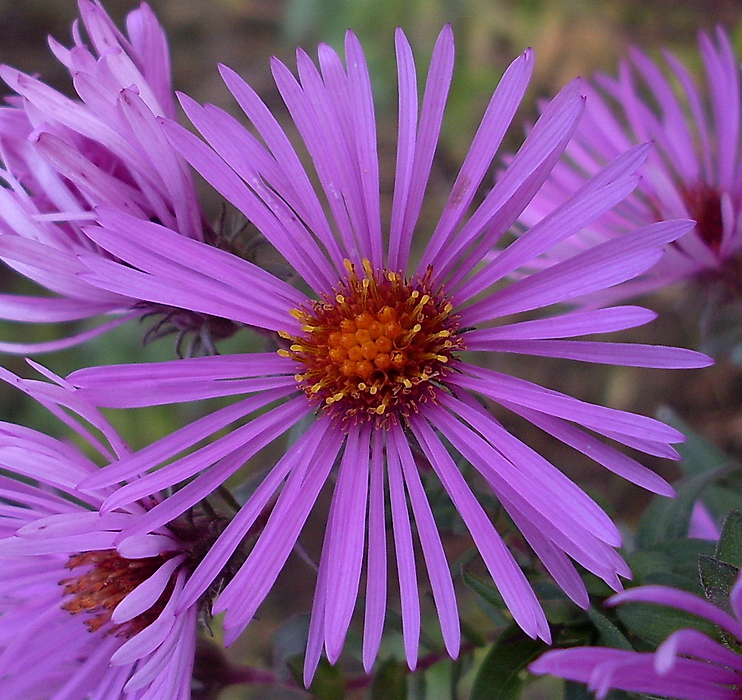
top-left (636, 467), bottom-right (730, 549)
top-left (699, 555), bottom-right (739, 616)
top-left (655, 408), bottom-right (732, 476)
top-left (470, 627), bottom-right (549, 700)
top-left (716, 510), bottom-right (742, 567)
top-left (286, 655), bottom-right (346, 700)
top-left (460, 618), bottom-right (488, 648)
top-left (585, 608), bottom-right (632, 650)
top-left (700, 555), bottom-right (739, 595)
top-left (462, 570), bottom-right (509, 626)
top-left (628, 538), bottom-right (715, 594)
top-left (616, 601), bottom-right (719, 647)
top-left (371, 658), bottom-right (407, 700)
top-left (450, 654), bottom-right (475, 699)
top-left (409, 669), bottom-right (427, 700)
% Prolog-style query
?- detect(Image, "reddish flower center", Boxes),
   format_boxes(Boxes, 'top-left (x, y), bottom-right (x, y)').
top-left (682, 184), bottom-right (724, 252)
top-left (60, 550), bottom-right (177, 637)
top-left (281, 260), bottom-right (464, 425)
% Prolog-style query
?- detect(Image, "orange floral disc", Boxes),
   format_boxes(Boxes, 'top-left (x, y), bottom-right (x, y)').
top-left (60, 549), bottom-right (177, 637)
top-left (281, 259), bottom-right (465, 426)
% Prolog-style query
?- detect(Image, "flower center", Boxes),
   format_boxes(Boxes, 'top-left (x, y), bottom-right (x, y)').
top-left (682, 184), bottom-right (724, 252)
top-left (60, 550), bottom-right (177, 637)
top-left (280, 260), bottom-right (464, 425)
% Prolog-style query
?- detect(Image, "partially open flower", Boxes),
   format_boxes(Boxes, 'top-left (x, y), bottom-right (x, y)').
top-left (0, 366), bottom-right (243, 698)
top-left (530, 572), bottom-right (742, 699)
top-left (518, 28), bottom-right (742, 304)
top-left (0, 0), bottom-right (238, 354)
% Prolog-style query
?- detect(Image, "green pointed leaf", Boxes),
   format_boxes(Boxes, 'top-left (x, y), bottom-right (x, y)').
top-left (703, 482), bottom-right (742, 521)
top-left (450, 654), bottom-right (475, 699)
top-left (636, 467), bottom-right (730, 549)
top-left (616, 601), bottom-right (719, 647)
top-left (699, 554), bottom-right (739, 616)
top-left (655, 408), bottom-right (732, 476)
top-left (700, 555), bottom-right (739, 594)
top-left (463, 570), bottom-right (509, 626)
top-left (585, 608), bottom-right (632, 650)
top-left (470, 626), bottom-right (549, 700)
top-left (628, 538), bottom-right (715, 593)
top-left (371, 658), bottom-right (407, 700)
top-left (286, 655), bottom-right (345, 700)
top-left (716, 511), bottom-right (742, 567)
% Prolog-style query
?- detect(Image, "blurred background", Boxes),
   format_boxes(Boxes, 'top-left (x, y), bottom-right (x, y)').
top-left (1, 1), bottom-right (742, 697)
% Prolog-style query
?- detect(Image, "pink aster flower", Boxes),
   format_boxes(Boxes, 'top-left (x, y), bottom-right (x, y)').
top-left (0, 366), bottom-right (232, 698)
top-left (67, 27), bottom-right (710, 680)
top-left (530, 572), bottom-right (742, 699)
top-left (0, 0), bottom-right (234, 354)
top-left (518, 27), bottom-right (742, 302)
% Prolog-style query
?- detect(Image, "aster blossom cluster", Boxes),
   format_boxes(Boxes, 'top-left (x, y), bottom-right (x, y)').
top-left (0, 366), bottom-right (206, 699)
top-left (0, 2), bottom-right (739, 699)
top-left (531, 567), bottom-right (742, 699)
top-left (519, 27), bottom-right (742, 304)
top-left (0, 0), bottom-right (236, 355)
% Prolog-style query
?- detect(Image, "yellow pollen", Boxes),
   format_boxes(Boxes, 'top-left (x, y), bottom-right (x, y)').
top-left (280, 261), bottom-right (465, 426)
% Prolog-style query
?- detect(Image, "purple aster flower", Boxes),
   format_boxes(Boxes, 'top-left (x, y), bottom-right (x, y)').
top-left (67, 27), bottom-right (711, 680)
top-left (0, 0), bottom-right (237, 354)
top-left (0, 366), bottom-right (236, 698)
top-left (518, 28), bottom-right (742, 302)
top-left (530, 572), bottom-right (742, 699)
